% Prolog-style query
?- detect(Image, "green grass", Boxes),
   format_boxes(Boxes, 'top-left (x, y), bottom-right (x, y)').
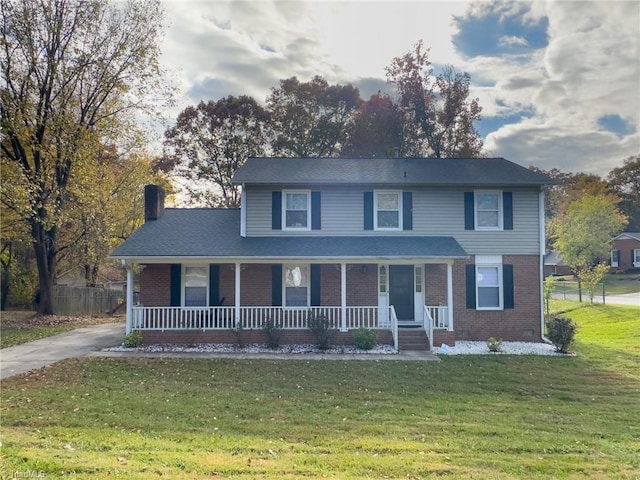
top-left (0, 311), bottom-right (123, 348)
top-left (1, 303), bottom-right (639, 479)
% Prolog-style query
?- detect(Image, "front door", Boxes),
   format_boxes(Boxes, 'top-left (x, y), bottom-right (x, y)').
top-left (389, 265), bottom-right (415, 321)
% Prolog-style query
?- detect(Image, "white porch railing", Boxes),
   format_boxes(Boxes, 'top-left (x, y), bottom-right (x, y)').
top-left (389, 305), bottom-right (398, 350)
top-left (131, 305), bottom-right (394, 331)
top-left (426, 305), bottom-right (450, 330)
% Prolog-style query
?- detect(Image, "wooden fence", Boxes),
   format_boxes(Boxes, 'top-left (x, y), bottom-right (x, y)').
top-left (52, 285), bottom-right (123, 315)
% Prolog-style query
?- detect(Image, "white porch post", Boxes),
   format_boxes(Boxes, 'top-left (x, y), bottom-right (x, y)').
top-left (447, 261), bottom-right (454, 331)
top-left (340, 262), bottom-right (347, 332)
top-left (235, 262), bottom-right (241, 328)
top-left (123, 260), bottom-right (134, 334)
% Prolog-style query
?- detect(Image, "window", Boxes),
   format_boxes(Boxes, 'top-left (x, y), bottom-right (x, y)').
top-left (184, 265), bottom-right (208, 306)
top-left (379, 265), bottom-right (387, 294)
top-left (284, 264), bottom-right (309, 307)
top-left (476, 265), bottom-right (502, 309)
top-left (475, 191), bottom-right (502, 230)
top-left (611, 250), bottom-right (619, 267)
top-left (283, 191), bottom-right (310, 230)
top-left (634, 249), bottom-right (640, 268)
top-left (375, 191), bottom-right (401, 230)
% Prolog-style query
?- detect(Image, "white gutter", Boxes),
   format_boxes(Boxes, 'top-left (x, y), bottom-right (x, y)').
top-left (539, 189), bottom-right (551, 344)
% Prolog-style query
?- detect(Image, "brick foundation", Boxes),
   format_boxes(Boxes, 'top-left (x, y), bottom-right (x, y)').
top-left (141, 329), bottom-right (394, 347)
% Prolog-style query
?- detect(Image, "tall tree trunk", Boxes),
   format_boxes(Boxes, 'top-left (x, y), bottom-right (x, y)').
top-left (31, 221), bottom-right (57, 315)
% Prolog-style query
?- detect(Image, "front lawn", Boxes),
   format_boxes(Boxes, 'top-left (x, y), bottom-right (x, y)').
top-left (0, 302), bottom-right (638, 479)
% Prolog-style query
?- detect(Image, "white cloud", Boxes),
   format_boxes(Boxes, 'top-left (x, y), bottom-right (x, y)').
top-left (483, 1), bottom-right (640, 174)
top-left (154, 0), bottom-right (639, 176)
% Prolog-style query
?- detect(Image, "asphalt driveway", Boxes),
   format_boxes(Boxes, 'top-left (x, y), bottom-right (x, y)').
top-left (0, 323), bottom-right (124, 380)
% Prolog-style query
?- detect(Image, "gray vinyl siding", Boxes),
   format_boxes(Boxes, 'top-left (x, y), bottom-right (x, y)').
top-left (244, 186), bottom-right (542, 254)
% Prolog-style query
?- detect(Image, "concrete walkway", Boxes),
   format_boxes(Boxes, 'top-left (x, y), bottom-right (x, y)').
top-left (0, 323), bottom-right (124, 380)
top-left (1, 323), bottom-right (438, 380)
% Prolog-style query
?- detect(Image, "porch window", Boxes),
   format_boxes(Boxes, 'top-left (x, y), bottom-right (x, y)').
top-left (611, 249), bottom-right (619, 267)
top-left (284, 264), bottom-right (309, 307)
top-left (475, 191), bottom-right (502, 230)
top-left (375, 191), bottom-right (401, 230)
top-left (284, 191), bottom-right (310, 230)
top-left (184, 265), bottom-right (208, 306)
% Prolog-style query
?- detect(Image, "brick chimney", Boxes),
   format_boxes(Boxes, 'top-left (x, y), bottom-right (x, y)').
top-left (144, 184), bottom-right (165, 221)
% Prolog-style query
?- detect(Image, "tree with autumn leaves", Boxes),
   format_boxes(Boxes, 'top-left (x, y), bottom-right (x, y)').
top-left (162, 41), bottom-right (484, 207)
top-left (1, 0), bottom-right (170, 313)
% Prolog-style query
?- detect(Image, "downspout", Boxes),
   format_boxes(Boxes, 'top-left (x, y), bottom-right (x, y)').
top-left (539, 190), bottom-right (551, 343)
top-left (122, 259), bottom-right (134, 334)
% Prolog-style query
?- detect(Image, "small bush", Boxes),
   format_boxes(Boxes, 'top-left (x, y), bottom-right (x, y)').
top-left (262, 318), bottom-right (282, 349)
top-left (233, 323), bottom-right (245, 348)
top-left (123, 330), bottom-right (143, 348)
top-left (486, 337), bottom-right (502, 353)
top-left (546, 316), bottom-right (577, 353)
top-left (353, 328), bottom-right (377, 350)
top-left (307, 311), bottom-right (335, 350)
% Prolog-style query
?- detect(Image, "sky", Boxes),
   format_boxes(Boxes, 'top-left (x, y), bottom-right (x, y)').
top-left (157, 0), bottom-right (640, 176)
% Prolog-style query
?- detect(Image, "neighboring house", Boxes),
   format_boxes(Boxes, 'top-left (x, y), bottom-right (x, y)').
top-left (611, 232), bottom-right (640, 271)
top-left (111, 157), bottom-right (554, 350)
top-left (543, 250), bottom-right (573, 277)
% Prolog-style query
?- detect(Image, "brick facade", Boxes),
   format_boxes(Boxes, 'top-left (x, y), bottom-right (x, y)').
top-left (452, 255), bottom-right (541, 342)
top-left (137, 257), bottom-right (542, 345)
top-left (140, 264), bottom-right (171, 306)
top-left (611, 237), bottom-right (640, 271)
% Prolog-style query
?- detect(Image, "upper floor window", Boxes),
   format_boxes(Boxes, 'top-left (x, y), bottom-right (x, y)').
top-left (475, 191), bottom-right (503, 230)
top-left (184, 265), bottom-right (208, 306)
top-left (375, 190), bottom-right (402, 230)
top-left (284, 191), bottom-right (310, 230)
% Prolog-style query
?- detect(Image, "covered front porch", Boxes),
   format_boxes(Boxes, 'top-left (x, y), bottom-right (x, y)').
top-left (122, 260), bottom-right (458, 350)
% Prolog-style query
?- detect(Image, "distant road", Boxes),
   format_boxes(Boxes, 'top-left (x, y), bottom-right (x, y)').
top-left (552, 292), bottom-right (640, 307)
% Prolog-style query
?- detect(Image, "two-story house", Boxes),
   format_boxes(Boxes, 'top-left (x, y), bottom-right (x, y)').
top-left (111, 157), bottom-right (554, 350)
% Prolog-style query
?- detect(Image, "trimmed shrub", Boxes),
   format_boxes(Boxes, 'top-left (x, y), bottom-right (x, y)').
top-left (123, 330), bottom-right (143, 348)
top-left (262, 318), bottom-right (282, 349)
top-left (546, 316), bottom-right (577, 353)
top-left (353, 328), bottom-right (377, 350)
top-left (486, 337), bottom-right (502, 353)
top-left (307, 311), bottom-right (334, 350)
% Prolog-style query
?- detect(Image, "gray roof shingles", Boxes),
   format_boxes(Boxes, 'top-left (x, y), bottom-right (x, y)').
top-left (232, 157), bottom-right (555, 186)
top-left (111, 209), bottom-right (468, 260)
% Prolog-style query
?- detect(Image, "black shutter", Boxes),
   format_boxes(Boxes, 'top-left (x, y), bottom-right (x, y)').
top-left (402, 191), bottom-right (413, 231)
top-left (503, 264), bottom-right (514, 309)
top-left (271, 264), bottom-right (282, 306)
top-left (465, 264), bottom-right (476, 309)
top-left (209, 264), bottom-right (220, 306)
top-left (311, 191), bottom-right (321, 230)
top-left (464, 192), bottom-right (474, 230)
top-left (503, 192), bottom-right (513, 230)
top-left (364, 191), bottom-right (373, 230)
top-left (170, 264), bottom-right (181, 306)
top-left (272, 191), bottom-right (282, 230)
top-left (310, 264), bottom-right (321, 306)
top-left (632, 250), bottom-right (636, 267)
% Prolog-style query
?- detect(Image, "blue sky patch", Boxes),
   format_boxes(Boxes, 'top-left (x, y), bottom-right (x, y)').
top-left (597, 114), bottom-right (634, 137)
top-left (475, 113), bottom-right (533, 139)
top-left (452, 5), bottom-right (549, 58)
